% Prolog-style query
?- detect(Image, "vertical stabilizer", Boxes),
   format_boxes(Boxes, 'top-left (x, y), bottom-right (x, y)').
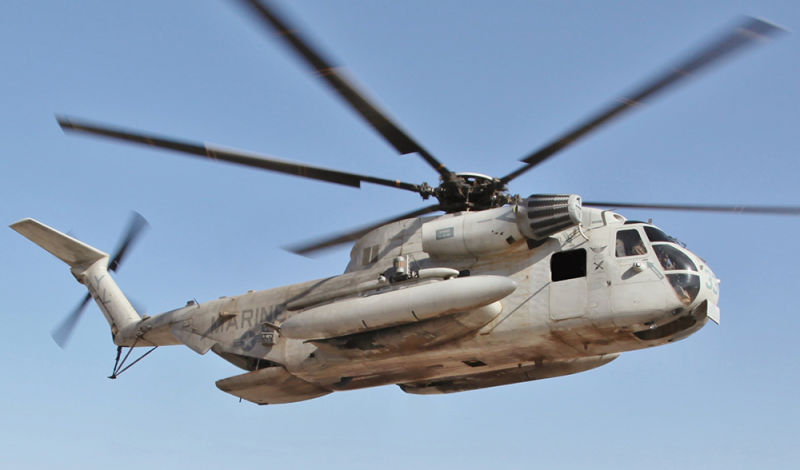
top-left (11, 218), bottom-right (142, 341)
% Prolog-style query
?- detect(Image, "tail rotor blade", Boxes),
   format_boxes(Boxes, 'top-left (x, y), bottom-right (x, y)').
top-left (108, 211), bottom-right (149, 272)
top-left (52, 293), bottom-right (91, 348)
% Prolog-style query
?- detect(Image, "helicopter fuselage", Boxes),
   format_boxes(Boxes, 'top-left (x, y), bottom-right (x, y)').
top-left (120, 205), bottom-right (720, 403)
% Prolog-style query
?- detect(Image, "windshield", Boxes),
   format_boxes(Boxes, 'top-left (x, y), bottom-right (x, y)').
top-left (667, 274), bottom-right (701, 306)
top-left (624, 225), bottom-right (700, 304)
top-left (653, 245), bottom-right (697, 272)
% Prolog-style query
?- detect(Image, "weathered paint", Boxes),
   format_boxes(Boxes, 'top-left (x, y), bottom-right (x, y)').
top-left (280, 275), bottom-right (516, 339)
top-left (13, 206), bottom-right (719, 404)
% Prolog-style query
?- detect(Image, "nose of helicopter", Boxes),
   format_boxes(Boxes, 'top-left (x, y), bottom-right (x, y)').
top-left (632, 245), bottom-right (721, 342)
top-left (698, 259), bottom-right (721, 323)
top-left (685, 248), bottom-right (721, 325)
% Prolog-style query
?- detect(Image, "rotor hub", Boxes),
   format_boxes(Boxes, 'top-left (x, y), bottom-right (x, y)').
top-left (431, 172), bottom-right (514, 212)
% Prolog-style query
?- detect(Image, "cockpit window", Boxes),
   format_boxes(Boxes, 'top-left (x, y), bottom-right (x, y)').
top-left (644, 226), bottom-right (682, 245)
top-left (653, 245), bottom-right (697, 272)
top-left (667, 274), bottom-right (700, 305)
top-left (616, 229), bottom-right (647, 257)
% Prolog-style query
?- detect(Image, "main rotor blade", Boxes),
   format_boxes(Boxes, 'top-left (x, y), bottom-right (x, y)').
top-left (501, 17), bottom-right (784, 184)
top-left (52, 293), bottom-right (91, 349)
top-left (583, 201), bottom-right (800, 215)
top-left (288, 204), bottom-right (442, 256)
top-left (58, 116), bottom-right (421, 193)
top-left (239, 0), bottom-right (453, 182)
top-left (108, 211), bottom-right (149, 272)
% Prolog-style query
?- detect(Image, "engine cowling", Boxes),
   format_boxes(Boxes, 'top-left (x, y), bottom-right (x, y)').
top-left (515, 194), bottom-right (582, 242)
top-left (421, 206), bottom-right (522, 257)
top-left (420, 195), bottom-right (583, 258)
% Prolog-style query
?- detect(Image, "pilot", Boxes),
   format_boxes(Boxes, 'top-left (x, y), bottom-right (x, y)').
top-left (658, 251), bottom-right (676, 270)
top-left (616, 230), bottom-right (647, 257)
top-left (616, 238), bottom-right (626, 257)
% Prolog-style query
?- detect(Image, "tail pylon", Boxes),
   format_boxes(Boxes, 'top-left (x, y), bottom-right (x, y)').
top-left (11, 218), bottom-right (142, 343)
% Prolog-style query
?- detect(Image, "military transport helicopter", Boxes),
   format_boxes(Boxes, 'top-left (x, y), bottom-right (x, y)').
top-left (11, 0), bottom-right (800, 404)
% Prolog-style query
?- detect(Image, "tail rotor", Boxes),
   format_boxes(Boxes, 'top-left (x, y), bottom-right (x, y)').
top-left (49, 212), bottom-right (148, 348)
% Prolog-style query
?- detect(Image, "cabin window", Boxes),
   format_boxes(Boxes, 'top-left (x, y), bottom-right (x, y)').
top-left (616, 229), bottom-right (647, 257)
top-left (551, 249), bottom-right (586, 282)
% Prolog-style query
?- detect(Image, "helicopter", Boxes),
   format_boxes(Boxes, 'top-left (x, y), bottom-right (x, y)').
top-left (11, 0), bottom-right (800, 405)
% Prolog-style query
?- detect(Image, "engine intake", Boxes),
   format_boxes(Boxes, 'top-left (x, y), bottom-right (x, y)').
top-left (515, 194), bottom-right (582, 241)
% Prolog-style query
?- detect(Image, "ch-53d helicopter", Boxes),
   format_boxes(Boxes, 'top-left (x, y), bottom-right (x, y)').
top-left (11, 1), bottom-right (800, 405)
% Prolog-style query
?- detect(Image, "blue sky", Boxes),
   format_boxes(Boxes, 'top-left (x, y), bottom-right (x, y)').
top-left (2, 1), bottom-right (799, 468)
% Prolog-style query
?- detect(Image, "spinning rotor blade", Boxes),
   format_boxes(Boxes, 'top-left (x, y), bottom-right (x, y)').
top-left (51, 293), bottom-right (91, 349)
top-left (58, 116), bottom-right (421, 193)
top-left (288, 204), bottom-right (442, 256)
top-left (109, 211), bottom-right (148, 272)
top-left (51, 212), bottom-right (149, 349)
top-left (583, 201), bottom-right (800, 215)
top-left (501, 17), bottom-right (784, 184)
top-left (239, 0), bottom-right (453, 182)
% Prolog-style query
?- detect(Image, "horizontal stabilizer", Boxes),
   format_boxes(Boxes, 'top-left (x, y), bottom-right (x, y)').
top-left (10, 218), bottom-right (108, 269)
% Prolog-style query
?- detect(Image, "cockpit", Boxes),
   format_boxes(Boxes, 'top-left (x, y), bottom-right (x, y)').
top-left (615, 224), bottom-right (701, 306)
